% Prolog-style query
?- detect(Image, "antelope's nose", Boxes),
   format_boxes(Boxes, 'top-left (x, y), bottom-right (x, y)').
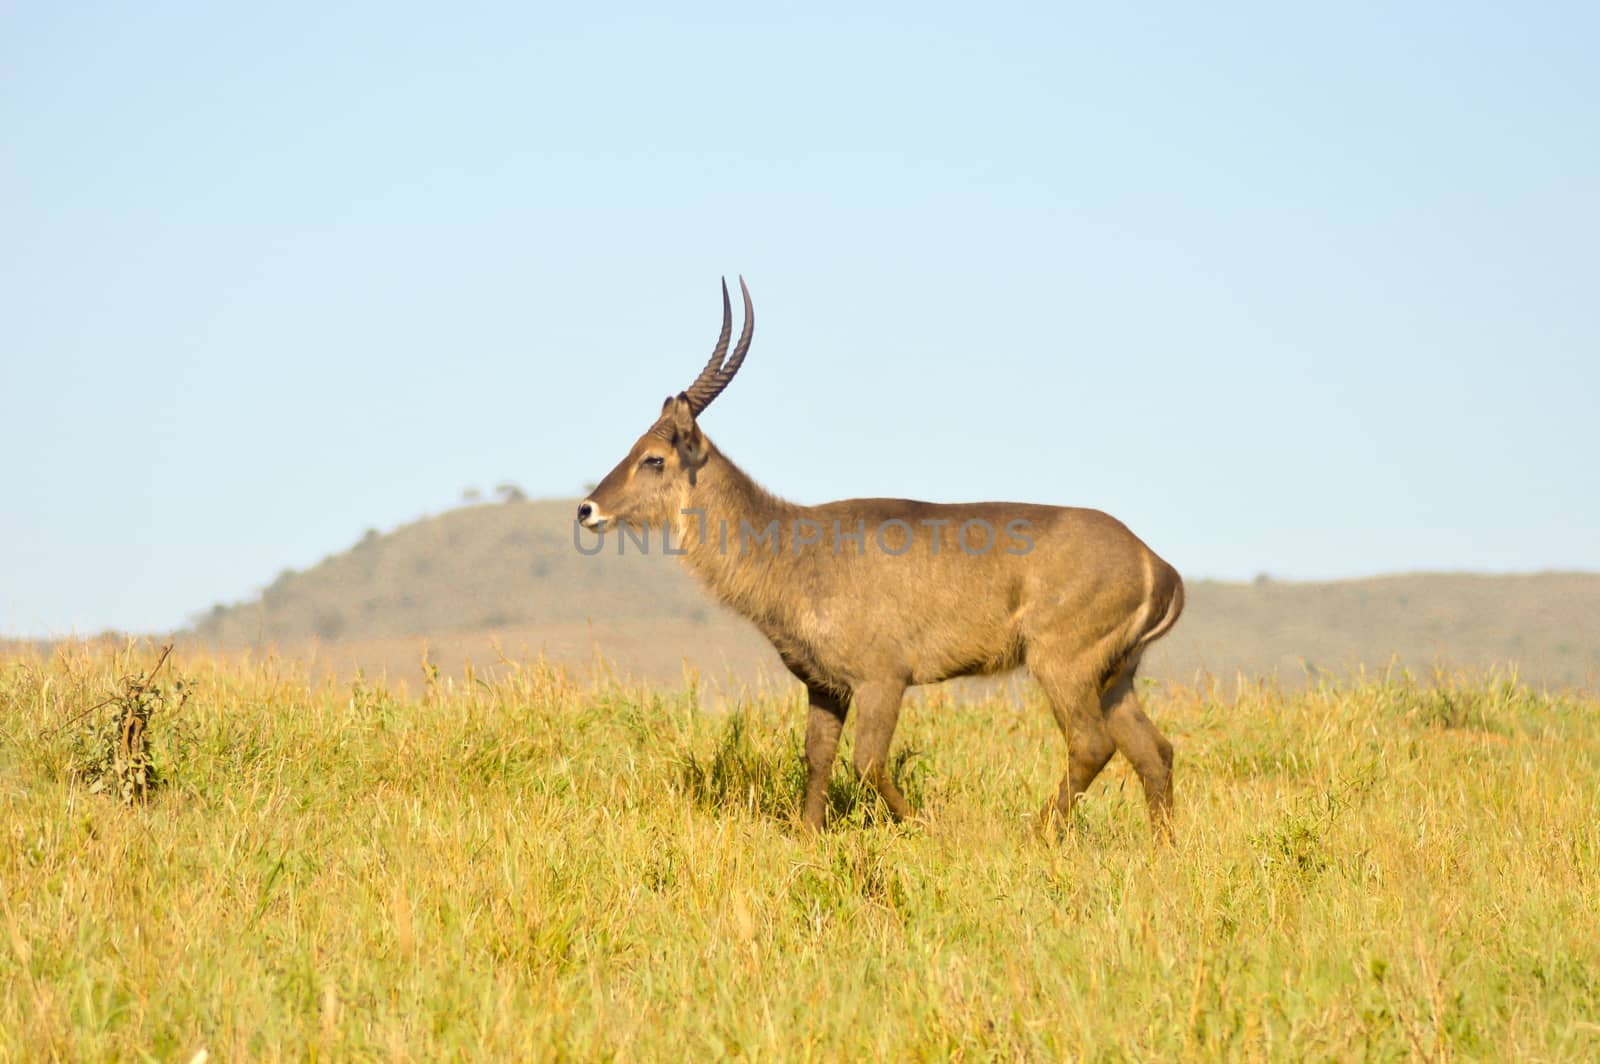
top-left (577, 501), bottom-right (594, 524)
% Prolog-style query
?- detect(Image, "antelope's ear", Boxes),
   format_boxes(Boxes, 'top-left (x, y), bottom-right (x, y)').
top-left (667, 393), bottom-right (698, 437)
top-left (667, 393), bottom-right (708, 482)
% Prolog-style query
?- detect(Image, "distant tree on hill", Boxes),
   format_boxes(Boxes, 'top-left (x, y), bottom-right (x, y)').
top-left (262, 568), bottom-right (297, 607)
top-left (495, 482), bottom-right (527, 503)
top-left (313, 609), bottom-right (347, 641)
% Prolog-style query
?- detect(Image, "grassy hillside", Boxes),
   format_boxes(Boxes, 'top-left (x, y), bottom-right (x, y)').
top-left (1148, 571), bottom-right (1600, 688)
top-left (192, 500), bottom-right (711, 642)
top-left (2, 642), bottom-right (1597, 1057)
top-left (190, 499), bottom-right (1600, 689)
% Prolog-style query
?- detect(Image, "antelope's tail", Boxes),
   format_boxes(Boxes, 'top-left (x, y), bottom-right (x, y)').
top-left (1134, 563), bottom-right (1185, 656)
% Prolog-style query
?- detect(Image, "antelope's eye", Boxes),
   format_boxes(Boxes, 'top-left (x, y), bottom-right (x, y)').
top-left (641, 455), bottom-right (666, 471)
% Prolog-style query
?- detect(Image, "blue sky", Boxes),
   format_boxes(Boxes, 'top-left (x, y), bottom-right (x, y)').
top-left (2, 1), bottom-right (1596, 635)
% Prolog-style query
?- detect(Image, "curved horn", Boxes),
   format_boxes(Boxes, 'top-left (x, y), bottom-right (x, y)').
top-left (683, 276), bottom-right (754, 415)
top-left (682, 278), bottom-right (733, 411)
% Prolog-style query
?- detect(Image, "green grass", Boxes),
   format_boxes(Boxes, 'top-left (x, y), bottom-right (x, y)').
top-left (2, 643), bottom-right (1598, 1059)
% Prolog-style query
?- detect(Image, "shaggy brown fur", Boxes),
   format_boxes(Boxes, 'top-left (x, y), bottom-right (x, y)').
top-left (580, 299), bottom-right (1184, 838)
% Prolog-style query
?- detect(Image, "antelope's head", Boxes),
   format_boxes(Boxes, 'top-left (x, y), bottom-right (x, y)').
top-left (577, 277), bottom-right (754, 534)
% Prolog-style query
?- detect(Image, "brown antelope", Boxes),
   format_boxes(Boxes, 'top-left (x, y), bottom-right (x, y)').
top-left (578, 279), bottom-right (1185, 837)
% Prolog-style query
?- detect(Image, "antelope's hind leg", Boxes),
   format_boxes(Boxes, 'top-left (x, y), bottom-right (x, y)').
top-left (1101, 657), bottom-right (1175, 839)
top-left (1031, 659), bottom-right (1117, 836)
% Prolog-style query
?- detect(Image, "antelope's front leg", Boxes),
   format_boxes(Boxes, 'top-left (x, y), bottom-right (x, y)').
top-left (802, 685), bottom-right (848, 831)
top-left (851, 680), bottom-right (914, 821)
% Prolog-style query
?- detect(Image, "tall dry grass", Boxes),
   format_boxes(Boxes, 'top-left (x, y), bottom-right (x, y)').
top-left (1, 641), bottom-right (1596, 1059)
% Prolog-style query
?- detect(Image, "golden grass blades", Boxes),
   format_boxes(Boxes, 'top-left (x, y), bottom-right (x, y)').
top-left (0, 640), bottom-right (1596, 1059)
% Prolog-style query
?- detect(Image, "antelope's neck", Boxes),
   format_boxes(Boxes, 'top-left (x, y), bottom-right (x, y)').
top-left (671, 446), bottom-right (804, 627)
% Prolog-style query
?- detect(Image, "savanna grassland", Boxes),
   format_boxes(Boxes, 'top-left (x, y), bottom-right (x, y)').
top-left (2, 642), bottom-right (1597, 1060)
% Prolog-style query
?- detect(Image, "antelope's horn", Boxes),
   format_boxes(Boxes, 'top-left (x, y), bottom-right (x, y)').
top-left (683, 276), bottom-right (754, 415)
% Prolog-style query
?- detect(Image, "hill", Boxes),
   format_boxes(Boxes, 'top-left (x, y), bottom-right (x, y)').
top-left (190, 499), bottom-right (1600, 689)
top-left (193, 499), bottom-right (712, 641)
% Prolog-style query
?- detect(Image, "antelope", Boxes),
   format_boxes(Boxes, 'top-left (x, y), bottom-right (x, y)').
top-left (577, 279), bottom-right (1185, 837)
